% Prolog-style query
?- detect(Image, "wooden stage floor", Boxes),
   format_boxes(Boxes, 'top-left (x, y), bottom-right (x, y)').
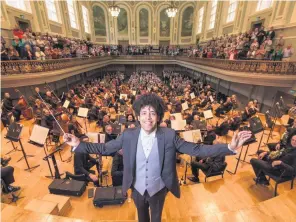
top-left (1, 116), bottom-right (295, 221)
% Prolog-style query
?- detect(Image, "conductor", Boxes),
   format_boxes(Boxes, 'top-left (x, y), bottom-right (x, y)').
top-left (64, 94), bottom-right (251, 222)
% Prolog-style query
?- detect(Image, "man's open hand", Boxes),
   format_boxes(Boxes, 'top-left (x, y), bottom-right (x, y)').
top-left (229, 131), bottom-right (252, 151)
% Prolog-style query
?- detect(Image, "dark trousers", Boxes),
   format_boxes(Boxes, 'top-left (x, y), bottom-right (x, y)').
top-left (250, 158), bottom-right (281, 180)
top-left (1, 166), bottom-right (15, 185)
top-left (191, 161), bottom-right (210, 178)
top-left (132, 187), bottom-right (168, 222)
top-left (111, 171), bottom-right (123, 186)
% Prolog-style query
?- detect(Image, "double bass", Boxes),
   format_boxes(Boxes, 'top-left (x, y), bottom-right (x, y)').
top-left (15, 89), bottom-right (34, 120)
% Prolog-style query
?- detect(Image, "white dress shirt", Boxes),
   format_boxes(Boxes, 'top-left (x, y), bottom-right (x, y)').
top-left (140, 128), bottom-right (157, 159)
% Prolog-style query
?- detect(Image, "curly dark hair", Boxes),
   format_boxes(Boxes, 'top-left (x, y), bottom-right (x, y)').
top-left (132, 93), bottom-right (166, 124)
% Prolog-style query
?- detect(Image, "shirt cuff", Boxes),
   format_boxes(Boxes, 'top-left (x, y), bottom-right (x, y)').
top-left (72, 146), bottom-right (77, 152)
top-left (228, 144), bottom-right (237, 154)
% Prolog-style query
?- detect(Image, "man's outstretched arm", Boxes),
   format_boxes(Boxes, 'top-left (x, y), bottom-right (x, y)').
top-left (64, 133), bottom-right (124, 155)
top-left (175, 131), bottom-right (251, 158)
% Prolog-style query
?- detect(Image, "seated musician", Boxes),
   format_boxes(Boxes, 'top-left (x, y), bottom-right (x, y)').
top-left (215, 97), bottom-right (233, 117)
top-left (188, 154), bottom-right (226, 183)
top-left (68, 116), bottom-right (88, 141)
top-left (2, 93), bottom-right (22, 122)
top-left (105, 125), bottom-right (117, 143)
top-left (73, 151), bottom-right (100, 186)
top-left (111, 149), bottom-right (124, 186)
top-left (41, 109), bottom-right (62, 130)
top-left (203, 125), bottom-right (217, 145)
top-left (242, 101), bottom-right (258, 121)
top-left (88, 105), bottom-right (99, 121)
top-left (251, 132), bottom-right (296, 185)
top-left (45, 91), bottom-right (57, 108)
top-left (267, 119), bottom-right (296, 151)
top-left (215, 117), bottom-right (230, 136)
top-left (1, 156), bottom-right (20, 192)
top-left (33, 87), bottom-right (46, 100)
top-left (96, 114), bottom-right (111, 129)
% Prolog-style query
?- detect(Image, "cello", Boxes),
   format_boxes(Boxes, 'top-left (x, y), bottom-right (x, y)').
top-left (15, 89), bottom-right (34, 120)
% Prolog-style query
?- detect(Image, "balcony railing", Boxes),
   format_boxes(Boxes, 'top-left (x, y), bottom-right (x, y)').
top-left (1, 55), bottom-right (295, 75)
top-left (1, 56), bottom-right (112, 75)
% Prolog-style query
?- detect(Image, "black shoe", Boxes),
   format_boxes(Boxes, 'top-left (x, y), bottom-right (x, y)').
top-left (7, 185), bottom-right (20, 192)
top-left (1, 157), bottom-right (11, 167)
top-left (187, 176), bottom-right (200, 183)
top-left (253, 178), bottom-right (270, 186)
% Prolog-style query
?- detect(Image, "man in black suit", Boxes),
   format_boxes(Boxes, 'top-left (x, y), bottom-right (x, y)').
top-left (2, 93), bottom-right (21, 122)
top-left (1, 157), bottom-right (20, 192)
top-left (65, 94), bottom-right (251, 222)
top-left (111, 149), bottom-right (124, 186)
top-left (251, 133), bottom-right (296, 185)
top-left (73, 152), bottom-right (100, 186)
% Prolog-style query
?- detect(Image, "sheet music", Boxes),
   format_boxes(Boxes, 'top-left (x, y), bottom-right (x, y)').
top-left (132, 91), bottom-right (136, 96)
top-left (120, 94), bottom-right (128, 99)
top-left (203, 110), bottom-right (213, 120)
top-left (190, 92), bottom-right (195, 99)
top-left (78, 107), bottom-right (89, 118)
top-left (63, 100), bottom-right (70, 109)
top-left (86, 132), bottom-right (99, 143)
top-left (183, 130), bottom-right (203, 143)
top-left (182, 102), bottom-right (189, 111)
top-left (171, 113), bottom-right (183, 121)
top-left (30, 125), bottom-right (49, 145)
top-left (171, 120), bottom-right (186, 131)
top-left (99, 134), bottom-right (105, 143)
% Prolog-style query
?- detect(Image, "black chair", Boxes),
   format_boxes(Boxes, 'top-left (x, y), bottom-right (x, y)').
top-left (1, 179), bottom-right (23, 204)
top-left (201, 162), bottom-right (228, 182)
top-left (261, 170), bottom-right (295, 197)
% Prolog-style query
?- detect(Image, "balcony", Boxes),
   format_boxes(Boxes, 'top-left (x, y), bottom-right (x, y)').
top-left (1, 56), bottom-right (296, 88)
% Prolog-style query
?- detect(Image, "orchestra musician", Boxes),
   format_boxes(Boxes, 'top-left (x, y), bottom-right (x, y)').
top-left (2, 93), bottom-right (22, 122)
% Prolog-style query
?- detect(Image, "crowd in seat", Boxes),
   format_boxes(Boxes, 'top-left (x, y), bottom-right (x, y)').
top-left (188, 26), bottom-right (294, 61)
top-left (1, 25), bottom-right (294, 62)
top-left (0, 26), bottom-right (121, 61)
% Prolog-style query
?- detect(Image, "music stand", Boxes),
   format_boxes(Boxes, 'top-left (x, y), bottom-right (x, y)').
top-left (29, 125), bottom-right (54, 178)
top-left (227, 138), bottom-right (257, 175)
top-left (78, 107), bottom-right (89, 133)
top-left (43, 144), bottom-right (65, 179)
top-left (203, 110), bottom-right (214, 124)
top-left (5, 122), bottom-right (40, 172)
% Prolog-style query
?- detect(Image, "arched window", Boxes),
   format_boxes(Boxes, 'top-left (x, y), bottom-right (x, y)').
top-left (197, 7), bottom-right (204, 34)
top-left (209, 0), bottom-right (218, 29)
top-left (5, 0), bottom-right (31, 12)
top-left (257, 0), bottom-right (273, 11)
top-left (45, 0), bottom-right (60, 22)
top-left (66, 0), bottom-right (78, 29)
top-left (226, 0), bottom-right (238, 23)
top-left (82, 6), bottom-right (90, 33)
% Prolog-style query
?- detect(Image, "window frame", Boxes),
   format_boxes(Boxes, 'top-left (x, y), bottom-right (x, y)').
top-left (45, 0), bottom-right (60, 23)
top-left (226, 0), bottom-right (238, 23)
top-left (197, 7), bottom-right (204, 34)
top-left (5, 0), bottom-right (31, 13)
top-left (66, 0), bottom-right (78, 29)
top-left (209, 0), bottom-right (218, 30)
top-left (82, 5), bottom-right (90, 33)
top-left (256, 0), bottom-right (273, 11)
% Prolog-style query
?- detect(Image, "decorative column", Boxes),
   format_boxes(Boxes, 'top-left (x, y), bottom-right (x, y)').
top-left (30, 1), bottom-right (51, 33)
top-left (1, 2), bottom-right (11, 30)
